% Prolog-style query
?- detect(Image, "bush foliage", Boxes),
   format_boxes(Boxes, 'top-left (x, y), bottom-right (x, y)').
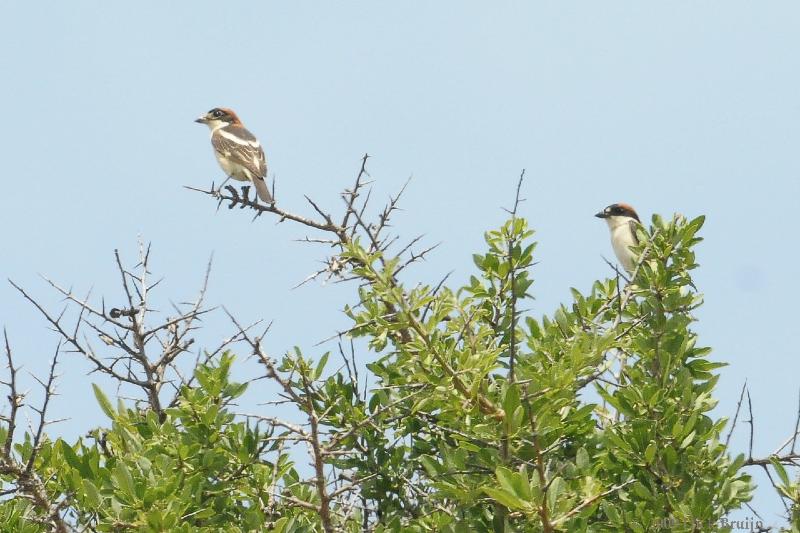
top-left (2, 172), bottom-right (797, 531)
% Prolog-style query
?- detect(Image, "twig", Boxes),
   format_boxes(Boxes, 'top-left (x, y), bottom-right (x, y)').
top-left (551, 479), bottom-right (635, 526)
top-left (746, 388), bottom-right (754, 461)
top-left (2, 329), bottom-right (20, 457)
top-left (792, 387), bottom-right (800, 454)
top-left (0, 333), bottom-right (70, 533)
top-left (725, 381), bottom-right (748, 449)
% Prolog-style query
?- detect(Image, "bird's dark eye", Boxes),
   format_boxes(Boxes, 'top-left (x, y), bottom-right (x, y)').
top-left (212, 109), bottom-right (224, 118)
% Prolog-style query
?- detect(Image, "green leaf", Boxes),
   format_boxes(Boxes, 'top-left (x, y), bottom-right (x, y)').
top-left (419, 455), bottom-right (441, 476)
top-left (547, 476), bottom-right (564, 511)
top-left (60, 440), bottom-right (88, 477)
top-left (686, 360), bottom-right (727, 372)
top-left (314, 352), bottom-right (330, 380)
top-left (679, 430), bottom-right (696, 449)
top-left (576, 447), bottom-right (589, 470)
top-left (631, 482), bottom-right (652, 501)
top-left (92, 384), bottom-right (116, 419)
top-left (644, 443), bottom-right (656, 464)
top-left (502, 385), bottom-right (521, 426)
top-left (770, 456), bottom-right (791, 486)
top-left (482, 487), bottom-right (527, 510)
top-left (113, 462), bottom-right (136, 500)
top-left (495, 466), bottom-right (517, 495)
top-left (82, 479), bottom-right (101, 507)
top-left (601, 500), bottom-right (621, 523)
top-left (271, 517), bottom-right (289, 533)
top-left (526, 317), bottom-right (542, 339)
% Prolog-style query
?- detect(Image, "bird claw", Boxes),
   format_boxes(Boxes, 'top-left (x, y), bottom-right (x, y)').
top-left (241, 186), bottom-right (251, 207)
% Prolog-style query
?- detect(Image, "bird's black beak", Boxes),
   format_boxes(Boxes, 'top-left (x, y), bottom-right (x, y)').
top-left (595, 211), bottom-right (608, 219)
top-left (194, 115), bottom-right (208, 124)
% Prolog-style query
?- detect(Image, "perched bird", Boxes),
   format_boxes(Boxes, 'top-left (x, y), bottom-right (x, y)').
top-left (195, 107), bottom-right (273, 203)
top-left (595, 203), bottom-right (641, 273)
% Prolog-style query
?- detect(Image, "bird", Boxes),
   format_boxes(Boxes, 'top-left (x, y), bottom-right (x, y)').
top-left (595, 203), bottom-right (641, 273)
top-left (195, 107), bottom-right (273, 203)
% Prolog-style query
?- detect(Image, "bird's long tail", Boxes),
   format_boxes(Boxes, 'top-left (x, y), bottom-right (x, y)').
top-left (252, 176), bottom-right (274, 204)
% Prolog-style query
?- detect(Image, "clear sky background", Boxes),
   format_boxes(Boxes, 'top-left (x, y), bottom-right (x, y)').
top-left (1, 1), bottom-right (798, 527)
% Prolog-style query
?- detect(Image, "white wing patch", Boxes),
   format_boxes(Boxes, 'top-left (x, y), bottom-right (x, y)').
top-left (218, 128), bottom-right (260, 148)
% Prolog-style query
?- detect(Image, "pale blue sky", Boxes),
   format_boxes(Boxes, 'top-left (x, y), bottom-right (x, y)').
top-left (1, 1), bottom-right (798, 526)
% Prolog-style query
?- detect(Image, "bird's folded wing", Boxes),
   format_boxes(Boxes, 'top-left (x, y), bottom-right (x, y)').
top-left (212, 127), bottom-right (268, 179)
top-left (629, 220), bottom-right (640, 245)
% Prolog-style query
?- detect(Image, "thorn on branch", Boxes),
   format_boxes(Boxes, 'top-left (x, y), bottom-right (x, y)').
top-left (725, 381), bottom-right (748, 449)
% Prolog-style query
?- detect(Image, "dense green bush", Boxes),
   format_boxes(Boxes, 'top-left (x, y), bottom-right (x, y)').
top-left (2, 172), bottom-right (797, 531)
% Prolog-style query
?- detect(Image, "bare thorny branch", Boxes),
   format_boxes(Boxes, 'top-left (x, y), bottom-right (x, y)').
top-left (190, 154), bottom-right (505, 422)
top-left (0, 330), bottom-right (70, 532)
top-left (504, 168), bottom-right (525, 383)
top-left (10, 243), bottom-right (223, 421)
top-left (731, 384), bottom-right (800, 513)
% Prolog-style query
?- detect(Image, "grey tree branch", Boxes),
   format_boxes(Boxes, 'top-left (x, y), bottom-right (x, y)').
top-left (0, 333), bottom-right (70, 533)
top-left (10, 246), bottom-right (220, 421)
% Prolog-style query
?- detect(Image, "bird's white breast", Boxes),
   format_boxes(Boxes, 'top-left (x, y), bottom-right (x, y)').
top-left (606, 216), bottom-right (638, 272)
top-left (215, 154), bottom-right (251, 181)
